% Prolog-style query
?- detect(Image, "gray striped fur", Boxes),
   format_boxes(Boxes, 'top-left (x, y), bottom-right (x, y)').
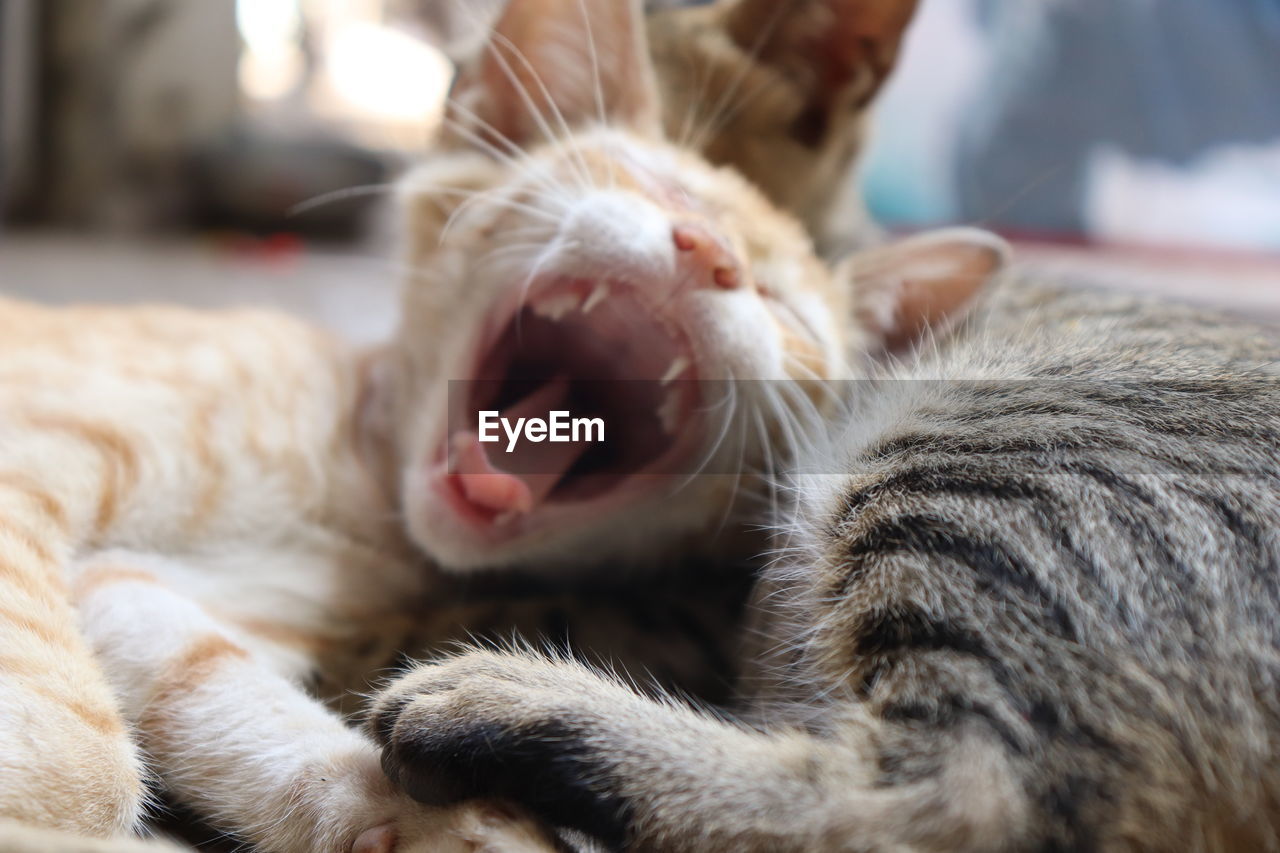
top-left (372, 278), bottom-right (1280, 852)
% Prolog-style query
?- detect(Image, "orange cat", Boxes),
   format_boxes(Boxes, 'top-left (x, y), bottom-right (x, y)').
top-left (0, 0), bottom-right (999, 850)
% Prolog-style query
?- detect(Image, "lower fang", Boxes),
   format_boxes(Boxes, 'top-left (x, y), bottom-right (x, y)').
top-left (582, 283), bottom-right (608, 314)
top-left (661, 356), bottom-right (690, 385)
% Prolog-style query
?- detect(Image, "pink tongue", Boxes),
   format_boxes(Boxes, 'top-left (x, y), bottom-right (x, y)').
top-left (454, 436), bottom-right (534, 514)
top-left (452, 376), bottom-right (590, 516)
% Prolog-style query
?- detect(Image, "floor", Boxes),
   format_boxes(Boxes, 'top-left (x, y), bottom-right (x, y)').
top-left (0, 231), bottom-right (400, 345)
top-left (1015, 240), bottom-right (1280, 320)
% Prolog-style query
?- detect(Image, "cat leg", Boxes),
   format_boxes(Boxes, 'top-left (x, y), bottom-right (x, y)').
top-left (371, 649), bottom-right (1032, 853)
top-left (0, 487), bottom-right (147, 837)
top-left (72, 553), bottom-right (556, 853)
top-left (0, 819), bottom-right (187, 852)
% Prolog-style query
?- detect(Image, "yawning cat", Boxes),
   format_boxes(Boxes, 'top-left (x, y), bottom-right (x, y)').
top-left (0, 0), bottom-right (993, 850)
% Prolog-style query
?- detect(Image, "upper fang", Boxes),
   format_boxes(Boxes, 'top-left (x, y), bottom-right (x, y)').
top-left (532, 292), bottom-right (582, 321)
top-left (582, 283), bottom-right (608, 314)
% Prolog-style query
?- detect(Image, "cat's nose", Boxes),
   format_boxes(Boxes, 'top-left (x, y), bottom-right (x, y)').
top-left (551, 192), bottom-right (744, 296)
top-left (672, 223), bottom-right (743, 290)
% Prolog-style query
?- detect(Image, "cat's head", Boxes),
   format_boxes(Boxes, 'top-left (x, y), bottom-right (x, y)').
top-left (379, 0), bottom-right (1005, 571)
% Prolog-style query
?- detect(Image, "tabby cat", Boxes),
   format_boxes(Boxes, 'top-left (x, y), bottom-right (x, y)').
top-left (0, 0), bottom-right (973, 850)
top-left (372, 277), bottom-right (1280, 851)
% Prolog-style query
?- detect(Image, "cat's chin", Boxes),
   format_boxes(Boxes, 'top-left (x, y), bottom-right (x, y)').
top-left (410, 275), bottom-right (718, 568)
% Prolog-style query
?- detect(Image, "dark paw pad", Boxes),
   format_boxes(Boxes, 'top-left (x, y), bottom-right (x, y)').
top-left (372, 655), bottom-right (634, 847)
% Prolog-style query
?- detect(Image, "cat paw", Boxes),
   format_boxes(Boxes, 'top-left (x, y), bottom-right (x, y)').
top-left (354, 801), bottom-right (556, 853)
top-left (353, 825), bottom-right (396, 853)
top-left (369, 650), bottom-right (633, 848)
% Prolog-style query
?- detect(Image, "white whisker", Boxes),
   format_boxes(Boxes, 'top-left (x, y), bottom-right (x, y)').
top-left (440, 104), bottom-right (574, 207)
top-left (288, 183), bottom-right (397, 217)
top-left (438, 188), bottom-right (559, 246)
top-left (486, 32), bottom-right (594, 192)
top-left (575, 0), bottom-right (608, 130)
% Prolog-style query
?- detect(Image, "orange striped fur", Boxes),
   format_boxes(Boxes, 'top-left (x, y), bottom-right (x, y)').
top-left (0, 297), bottom-right (550, 851)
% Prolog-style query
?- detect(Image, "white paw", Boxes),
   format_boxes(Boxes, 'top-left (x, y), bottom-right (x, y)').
top-left (358, 801), bottom-right (558, 853)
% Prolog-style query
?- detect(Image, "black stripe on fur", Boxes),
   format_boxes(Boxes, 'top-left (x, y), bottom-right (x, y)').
top-left (840, 513), bottom-right (1077, 640)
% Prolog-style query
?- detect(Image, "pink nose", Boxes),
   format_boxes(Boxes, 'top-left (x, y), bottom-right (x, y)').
top-left (672, 224), bottom-right (744, 290)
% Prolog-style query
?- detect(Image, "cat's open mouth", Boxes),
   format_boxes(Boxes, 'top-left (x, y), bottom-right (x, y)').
top-left (435, 276), bottom-right (705, 534)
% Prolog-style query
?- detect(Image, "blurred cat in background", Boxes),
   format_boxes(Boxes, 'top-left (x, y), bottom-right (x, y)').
top-left (406, 0), bottom-right (917, 252)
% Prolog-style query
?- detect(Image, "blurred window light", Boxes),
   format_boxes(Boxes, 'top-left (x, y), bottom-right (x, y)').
top-left (237, 0), bottom-right (301, 54)
top-left (237, 0), bottom-right (304, 101)
top-left (239, 47), bottom-right (305, 102)
top-left (325, 23), bottom-right (450, 122)
top-left (233, 0), bottom-right (450, 150)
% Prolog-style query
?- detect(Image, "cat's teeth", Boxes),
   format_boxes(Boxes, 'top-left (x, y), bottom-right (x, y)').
top-left (532, 292), bottom-right (581, 321)
top-left (582, 283), bottom-right (609, 314)
top-left (661, 356), bottom-right (690, 386)
top-left (658, 389), bottom-right (681, 435)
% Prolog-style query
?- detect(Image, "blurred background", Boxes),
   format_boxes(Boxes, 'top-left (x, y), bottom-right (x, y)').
top-left (1, 0), bottom-right (1278, 338)
top-left (865, 0), bottom-right (1280, 252)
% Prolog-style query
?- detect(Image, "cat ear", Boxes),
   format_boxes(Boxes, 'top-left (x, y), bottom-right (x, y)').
top-left (447, 0), bottom-right (661, 149)
top-left (725, 0), bottom-right (919, 146)
top-left (841, 228), bottom-right (1009, 354)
